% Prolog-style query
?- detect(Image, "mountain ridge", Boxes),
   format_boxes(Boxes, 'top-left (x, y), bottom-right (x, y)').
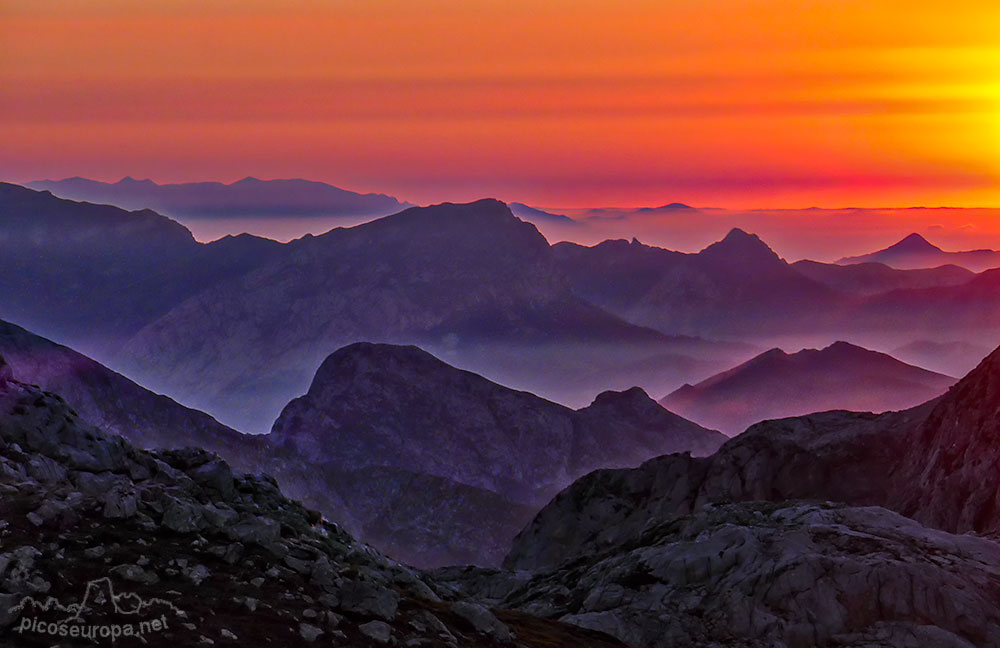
top-left (660, 341), bottom-right (955, 434)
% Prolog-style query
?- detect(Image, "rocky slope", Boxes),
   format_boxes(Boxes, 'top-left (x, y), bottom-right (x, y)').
top-left (504, 402), bottom-right (932, 571)
top-left (0, 355), bottom-right (623, 647)
top-left (661, 341), bottom-right (955, 434)
top-left (0, 319), bottom-right (263, 469)
top-left (891, 344), bottom-right (1000, 534)
top-left (446, 502), bottom-right (1000, 648)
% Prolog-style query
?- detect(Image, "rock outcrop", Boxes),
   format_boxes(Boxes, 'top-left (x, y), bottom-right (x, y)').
top-left (891, 344), bottom-right (1000, 534)
top-left (505, 402), bottom-right (931, 571)
top-left (0, 358), bottom-right (623, 647)
top-left (271, 343), bottom-right (725, 506)
top-left (268, 342), bottom-right (726, 567)
top-left (449, 502), bottom-right (1000, 648)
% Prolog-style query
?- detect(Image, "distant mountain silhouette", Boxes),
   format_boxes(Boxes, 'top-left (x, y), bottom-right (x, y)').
top-left (580, 202), bottom-right (698, 220)
top-left (112, 198), bottom-right (741, 431)
top-left (660, 341), bottom-right (955, 434)
top-left (644, 202), bottom-right (694, 210)
top-left (837, 233), bottom-right (1000, 272)
top-left (26, 176), bottom-right (409, 220)
top-left (792, 259), bottom-right (973, 295)
top-left (553, 228), bottom-right (842, 337)
top-left (508, 202), bottom-right (577, 224)
top-left (0, 182), bottom-right (285, 351)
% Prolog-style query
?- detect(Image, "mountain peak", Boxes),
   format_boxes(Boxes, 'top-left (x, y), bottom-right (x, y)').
top-left (698, 228), bottom-right (782, 267)
top-left (889, 233), bottom-right (941, 253)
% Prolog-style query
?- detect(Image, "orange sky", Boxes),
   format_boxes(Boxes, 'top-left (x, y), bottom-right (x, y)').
top-left (2, 0), bottom-right (1000, 208)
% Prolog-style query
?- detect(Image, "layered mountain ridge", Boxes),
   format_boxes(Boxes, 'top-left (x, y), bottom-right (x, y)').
top-left (661, 341), bottom-right (955, 434)
top-left (838, 232), bottom-right (1000, 272)
top-left (27, 176), bottom-right (409, 219)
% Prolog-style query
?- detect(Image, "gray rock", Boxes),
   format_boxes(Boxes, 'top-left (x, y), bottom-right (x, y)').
top-left (103, 485), bottom-right (138, 519)
top-left (491, 502), bottom-right (1000, 648)
top-left (338, 580), bottom-right (399, 621)
top-left (162, 498), bottom-right (203, 533)
top-left (298, 622), bottom-right (324, 642)
top-left (227, 516), bottom-right (280, 546)
top-left (358, 620), bottom-right (392, 644)
top-left (109, 563), bottom-right (159, 585)
top-left (450, 601), bottom-right (513, 642)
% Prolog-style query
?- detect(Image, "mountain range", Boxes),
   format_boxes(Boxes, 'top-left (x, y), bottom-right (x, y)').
top-left (660, 341), bottom-right (955, 434)
top-left (0, 184), bottom-right (750, 431)
top-left (10, 182), bottom-right (1000, 437)
top-left (108, 197), bottom-right (748, 431)
top-left (12, 173), bottom-right (1000, 646)
top-left (26, 176), bottom-right (409, 219)
top-left (838, 232), bottom-right (1000, 272)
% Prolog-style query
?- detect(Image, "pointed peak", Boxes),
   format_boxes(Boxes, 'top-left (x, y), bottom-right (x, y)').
top-left (890, 233), bottom-right (941, 253)
top-left (723, 227), bottom-right (755, 242)
top-left (699, 228), bottom-right (781, 264)
top-left (823, 340), bottom-right (865, 353)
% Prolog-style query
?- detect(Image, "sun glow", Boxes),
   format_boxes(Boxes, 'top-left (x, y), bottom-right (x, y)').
top-left (2, 0), bottom-right (1000, 208)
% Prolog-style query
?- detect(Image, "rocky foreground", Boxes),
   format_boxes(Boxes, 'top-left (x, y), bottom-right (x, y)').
top-left (0, 357), bottom-right (621, 647)
top-left (442, 501), bottom-right (1000, 647)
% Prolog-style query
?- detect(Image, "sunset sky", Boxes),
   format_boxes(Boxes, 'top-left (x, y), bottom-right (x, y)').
top-left (3, 0), bottom-right (1000, 209)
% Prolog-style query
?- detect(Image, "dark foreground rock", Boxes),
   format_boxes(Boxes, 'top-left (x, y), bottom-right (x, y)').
top-left (444, 501), bottom-right (1000, 648)
top-left (0, 356), bottom-right (622, 647)
top-left (505, 404), bottom-right (932, 571)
